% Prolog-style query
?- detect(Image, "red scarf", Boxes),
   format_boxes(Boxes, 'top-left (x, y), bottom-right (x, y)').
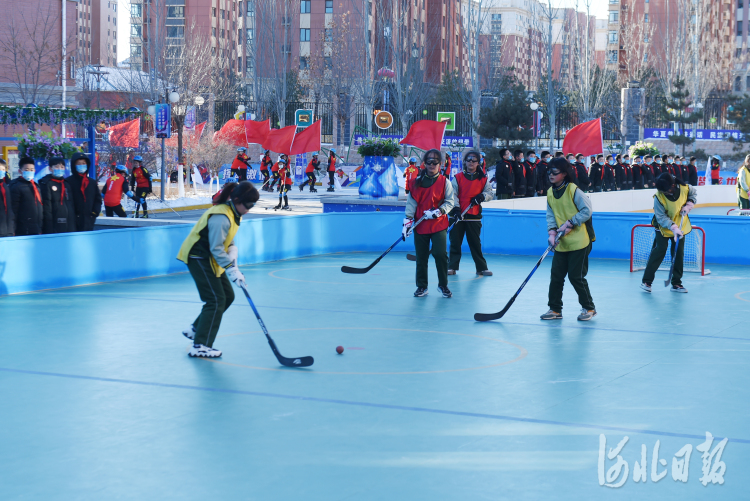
top-left (30, 179), bottom-right (41, 204)
top-left (79, 173), bottom-right (89, 201)
top-left (0, 179), bottom-right (6, 211)
top-left (51, 178), bottom-right (65, 205)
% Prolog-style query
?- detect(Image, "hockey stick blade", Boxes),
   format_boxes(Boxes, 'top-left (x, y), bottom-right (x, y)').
top-left (406, 254), bottom-right (417, 261)
top-left (240, 285), bottom-right (314, 367)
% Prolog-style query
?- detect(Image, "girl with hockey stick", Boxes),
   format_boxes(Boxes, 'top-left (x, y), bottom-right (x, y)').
top-left (178, 181), bottom-right (259, 358)
top-left (541, 158), bottom-right (597, 322)
top-left (260, 151), bottom-right (272, 191)
top-left (640, 173), bottom-right (697, 294)
top-left (448, 150), bottom-right (494, 276)
top-left (300, 153), bottom-right (320, 192)
top-left (737, 155), bottom-right (750, 210)
top-left (275, 159), bottom-right (292, 210)
top-left (404, 148), bottom-right (455, 298)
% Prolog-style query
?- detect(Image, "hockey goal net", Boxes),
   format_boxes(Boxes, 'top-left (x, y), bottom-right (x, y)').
top-left (630, 225), bottom-right (708, 275)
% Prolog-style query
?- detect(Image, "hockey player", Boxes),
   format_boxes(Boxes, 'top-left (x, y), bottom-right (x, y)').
top-left (67, 152), bottom-right (102, 232)
top-left (230, 147), bottom-right (251, 181)
top-left (640, 173), bottom-right (697, 293)
top-left (102, 164), bottom-right (134, 217)
top-left (275, 159), bottom-right (292, 210)
top-left (268, 156), bottom-right (281, 191)
top-left (448, 150), bottom-right (494, 276)
top-left (443, 152), bottom-right (452, 178)
top-left (38, 156), bottom-right (76, 234)
top-left (480, 152), bottom-right (487, 174)
top-left (300, 153), bottom-right (320, 192)
top-left (177, 181), bottom-right (259, 358)
top-left (404, 157), bottom-right (419, 195)
top-left (736, 154), bottom-right (750, 209)
top-left (260, 150), bottom-right (272, 191)
top-left (130, 155), bottom-right (152, 218)
top-left (403, 148), bottom-right (455, 298)
top-left (326, 149), bottom-right (337, 192)
top-left (541, 157), bottom-right (597, 322)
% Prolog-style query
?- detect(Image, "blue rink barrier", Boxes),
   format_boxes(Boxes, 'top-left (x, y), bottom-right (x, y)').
top-left (0, 211), bottom-right (747, 295)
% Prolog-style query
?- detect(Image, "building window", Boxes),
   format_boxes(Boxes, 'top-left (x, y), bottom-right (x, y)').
top-left (167, 26), bottom-right (184, 37)
top-left (491, 14), bottom-right (501, 21)
top-left (644, 13), bottom-right (649, 22)
top-left (300, 28), bottom-right (310, 41)
top-left (131, 4), bottom-right (142, 16)
top-left (300, 56), bottom-right (309, 69)
top-left (325, 0), bottom-right (333, 13)
top-left (247, 57), bottom-right (254, 70)
top-left (735, 76), bottom-right (742, 91)
top-left (247, 28), bottom-right (253, 40)
top-left (247, 2), bottom-right (254, 16)
top-left (737, 48), bottom-right (743, 58)
top-left (746, 75), bottom-right (750, 89)
top-left (282, 44), bottom-right (291, 53)
top-left (131, 25), bottom-right (142, 36)
top-left (324, 56), bottom-right (332, 69)
top-left (212, 27), bottom-right (217, 36)
top-left (301, 0), bottom-right (310, 13)
top-left (608, 30), bottom-right (618, 44)
top-left (324, 29), bottom-right (332, 41)
top-left (167, 6), bottom-right (184, 17)
top-left (739, 21), bottom-right (743, 36)
top-left (213, 7), bottom-right (217, 17)
top-left (740, 0), bottom-right (744, 8)
top-left (608, 11), bottom-right (618, 23)
top-left (131, 44), bottom-right (142, 57)
top-left (606, 50), bottom-right (617, 63)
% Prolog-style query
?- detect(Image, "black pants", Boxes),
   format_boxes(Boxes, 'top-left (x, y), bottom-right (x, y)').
top-left (739, 195), bottom-right (750, 210)
top-left (592, 185), bottom-right (602, 192)
top-left (300, 172), bottom-right (316, 190)
top-left (236, 169), bottom-right (247, 181)
top-left (548, 243), bottom-right (595, 313)
top-left (711, 179), bottom-right (719, 185)
top-left (105, 204), bottom-right (127, 217)
top-left (134, 188), bottom-right (149, 216)
top-left (414, 230), bottom-right (448, 289)
top-left (642, 232), bottom-right (685, 286)
top-left (277, 185), bottom-right (290, 206)
top-left (328, 171), bottom-right (335, 189)
top-left (187, 258), bottom-right (235, 347)
top-left (260, 170), bottom-right (270, 187)
top-left (448, 220), bottom-right (487, 273)
top-left (269, 172), bottom-right (280, 189)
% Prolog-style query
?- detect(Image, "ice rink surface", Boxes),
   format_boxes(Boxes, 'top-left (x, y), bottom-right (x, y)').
top-left (1, 252), bottom-right (749, 499)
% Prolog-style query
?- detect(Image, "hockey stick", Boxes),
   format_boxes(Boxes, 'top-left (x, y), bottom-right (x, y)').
top-left (239, 283), bottom-right (314, 368)
top-left (664, 215), bottom-right (684, 287)
top-left (147, 192), bottom-right (182, 218)
top-left (342, 212), bottom-right (430, 274)
top-left (474, 230), bottom-right (563, 322)
top-left (406, 202), bottom-right (476, 261)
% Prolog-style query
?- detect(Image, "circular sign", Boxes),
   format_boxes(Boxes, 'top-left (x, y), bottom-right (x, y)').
top-left (375, 111), bottom-right (393, 130)
top-left (194, 96), bottom-right (205, 106)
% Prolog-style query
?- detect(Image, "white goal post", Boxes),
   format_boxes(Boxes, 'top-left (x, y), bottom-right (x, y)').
top-left (630, 225), bottom-right (708, 275)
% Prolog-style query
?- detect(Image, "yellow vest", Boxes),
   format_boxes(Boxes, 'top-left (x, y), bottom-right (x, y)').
top-left (655, 185), bottom-right (692, 238)
top-left (737, 166), bottom-right (750, 199)
top-left (547, 183), bottom-right (590, 252)
top-left (177, 203), bottom-right (240, 277)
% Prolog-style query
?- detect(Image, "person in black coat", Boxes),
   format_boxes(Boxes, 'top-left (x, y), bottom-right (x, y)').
top-left (642, 155), bottom-right (657, 188)
top-left (10, 157), bottom-right (43, 235)
top-left (565, 154), bottom-right (579, 185)
top-left (512, 150), bottom-right (526, 197)
top-left (603, 155), bottom-right (617, 191)
top-left (67, 152), bottom-right (102, 231)
top-left (589, 155), bottom-right (603, 192)
top-left (494, 148), bottom-right (514, 199)
top-left (678, 157), bottom-right (690, 185)
top-left (574, 154), bottom-right (591, 192)
top-left (536, 151), bottom-right (551, 196)
top-left (0, 159), bottom-right (14, 236)
top-left (524, 150), bottom-right (537, 197)
top-left (688, 157), bottom-right (698, 186)
top-left (620, 155), bottom-right (633, 190)
top-left (39, 156), bottom-right (77, 234)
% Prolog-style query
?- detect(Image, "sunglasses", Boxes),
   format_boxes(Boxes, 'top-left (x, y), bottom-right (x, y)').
top-left (243, 202), bottom-right (255, 210)
top-left (465, 158), bottom-right (479, 163)
top-left (424, 159), bottom-right (440, 166)
top-left (549, 170), bottom-right (563, 176)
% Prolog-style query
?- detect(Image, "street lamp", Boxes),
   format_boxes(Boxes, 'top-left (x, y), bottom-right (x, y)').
top-left (530, 103), bottom-right (541, 150)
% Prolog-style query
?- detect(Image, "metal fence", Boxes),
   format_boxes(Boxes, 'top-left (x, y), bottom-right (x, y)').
top-left (354, 104), bottom-right (475, 138)
top-left (538, 107), bottom-right (621, 143)
top-left (643, 97), bottom-right (734, 130)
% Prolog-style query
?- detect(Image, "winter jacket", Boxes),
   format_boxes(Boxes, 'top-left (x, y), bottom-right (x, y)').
top-left (633, 164), bottom-right (644, 189)
top-left (0, 175), bottom-right (14, 236)
top-left (536, 161), bottom-right (550, 195)
top-left (67, 171), bottom-right (102, 231)
top-left (575, 162), bottom-right (590, 191)
top-left (688, 164), bottom-right (698, 186)
top-left (39, 174), bottom-right (77, 234)
top-left (589, 163), bottom-right (602, 189)
top-left (512, 160), bottom-right (526, 196)
top-left (602, 164), bottom-right (616, 191)
top-left (9, 177), bottom-right (43, 235)
top-left (494, 159), bottom-right (514, 195)
top-left (524, 161), bottom-right (536, 197)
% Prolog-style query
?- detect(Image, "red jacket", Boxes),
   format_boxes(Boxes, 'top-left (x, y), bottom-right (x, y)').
top-left (411, 175), bottom-right (449, 234)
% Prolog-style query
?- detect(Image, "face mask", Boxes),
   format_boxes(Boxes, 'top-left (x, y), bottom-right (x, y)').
top-left (667, 159), bottom-right (673, 164)
top-left (529, 156), bottom-right (536, 163)
top-left (542, 157), bottom-right (549, 163)
top-left (609, 160), bottom-right (615, 165)
top-left (22, 171), bottom-right (34, 181)
top-left (53, 168), bottom-right (65, 177)
top-left (623, 159), bottom-right (629, 164)
top-left (598, 160), bottom-right (604, 165)
top-left (567, 158), bottom-right (575, 163)
top-left (518, 157), bottom-right (524, 163)
top-left (656, 159), bottom-right (662, 164)
top-left (0, 168), bottom-right (5, 177)
top-left (76, 164), bottom-right (88, 173)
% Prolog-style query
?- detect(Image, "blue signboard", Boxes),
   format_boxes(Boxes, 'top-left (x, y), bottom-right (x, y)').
top-left (449, 151), bottom-right (461, 180)
top-left (644, 128), bottom-right (744, 141)
top-left (218, 162), bottom-right (262, 185)
top-left (353, 134), bottom-right (474, 148)
top-left (295, 153), bottom-right (307, 183)
top-left (155, 104), bottom-right (172, 139)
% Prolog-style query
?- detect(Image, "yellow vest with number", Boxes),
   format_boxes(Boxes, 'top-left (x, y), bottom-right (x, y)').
top-left (655, 185), bottom-right (692, 238)
top-left (177, 203), bottom-right (240, 277)
top-left (547, 183), bottom-right (590, 252)
top-left (737, 166), bottom-right (750, 199)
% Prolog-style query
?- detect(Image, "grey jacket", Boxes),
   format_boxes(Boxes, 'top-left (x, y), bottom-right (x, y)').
top-left (207, 214), bottom-right (236, 268)
top-left (546, 183), bottom-right (593, 231)
top-left (653, 185), bottom-right (697, 230)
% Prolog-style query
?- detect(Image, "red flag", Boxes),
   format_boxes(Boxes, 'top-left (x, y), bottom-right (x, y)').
top-left (245, 119), bottom-right (271, 145)
top-left (290, 120), bottom-right (321, 155)
top-left (262, 125), bottom-right (297, 155)
top-left (399, 120), bottom-right (446, 151)
top-left (108, 118), bottom-right (140, 148)
top-left (165, 121), bottom-right (206, 147)
top-left (214, 119), bottom-right (248, 146)
top-left (562, 118), bottom-right (603, 156)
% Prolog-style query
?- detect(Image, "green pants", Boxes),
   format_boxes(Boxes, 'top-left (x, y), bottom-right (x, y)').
top-left (739, 195), bottom-right (750, 210)
top-left (414, 230), bottom-right (448, 288)
top-left (642, 231), bottom-right (684, 286)
top-left (548, 243), bottom-right (595, 312)
top-left (188, 257), bottom-right (235, 347)
top-left (448, 220), bottom-right (487, 272)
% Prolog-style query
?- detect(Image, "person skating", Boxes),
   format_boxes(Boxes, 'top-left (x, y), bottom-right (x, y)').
top-left (443, 152), bottom-right (452, 178)
top-left (275, 159), bottom-right (292, 209)
top-left (230, 147), bottom-right (251, 182)
top-left (403, 148), bottom-right (455, 298)
top-left (326, 149), bottom-right (337, 192)
top-left (38, 156), bottom-right (77, 234)
top-left (260, 150), bottom-right (272, 191)
top-left (737, 155), bottom-right (750, 210)
top-left (9, 157), bottom-right (43, 235)
top-left (177, 181), bottom-right (259, 357)
top-left (541, 157), bottom-right (597, 321)
top-left (268, 156), bottom-right (281, 191)
top-left (640, 173), bottom-right (697, 293)
top-left (299, 153), bottom-right (320, 192)
top-left (129, 155), bottom-right (152, 218)
top-left (66, 152), bottom-right (102, 232)
top-left (448, 150), bottom-right (494, 276)
top-left (0, 159), bottom-right (14, 237)
top-left (574, 154), bottom-right (591, 192)
top-left (480, 152), bottom-right (487, 174)
top-left (102, 164), bottom-right (134, 217)
top-left (495, 149), bottom-right (514, 200)
top-left (404, 157), bottom-right (419, 195)
top-left (512, 150), bottom-right (526, 198)
top-left (536, 151), bottom-right (551, 196)
top-left (524, 150), bottom-right (537, 197)
top-left (709, 158), bottom-right (721, 185)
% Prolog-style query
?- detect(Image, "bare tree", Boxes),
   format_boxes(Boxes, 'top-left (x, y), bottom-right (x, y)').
top-left (462, 0), bottom-right (496, 146)
top-left (617, 1), bottom-right (655, 85)
top-left (192, 135), bottom-right (238, 179)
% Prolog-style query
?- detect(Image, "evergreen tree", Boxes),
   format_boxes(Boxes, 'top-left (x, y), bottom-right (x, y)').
top-left (476, 75), bottom-right (533, 147)
top-left (660, 78), bottom-right (703, 156)
top-left (433, 70), bottom-right (471, 106)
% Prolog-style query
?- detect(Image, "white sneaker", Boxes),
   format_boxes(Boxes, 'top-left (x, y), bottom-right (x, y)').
top-left (182, 325), bottom-right (196, 340)
top-left (188, 344), bottom-right (222, 358)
